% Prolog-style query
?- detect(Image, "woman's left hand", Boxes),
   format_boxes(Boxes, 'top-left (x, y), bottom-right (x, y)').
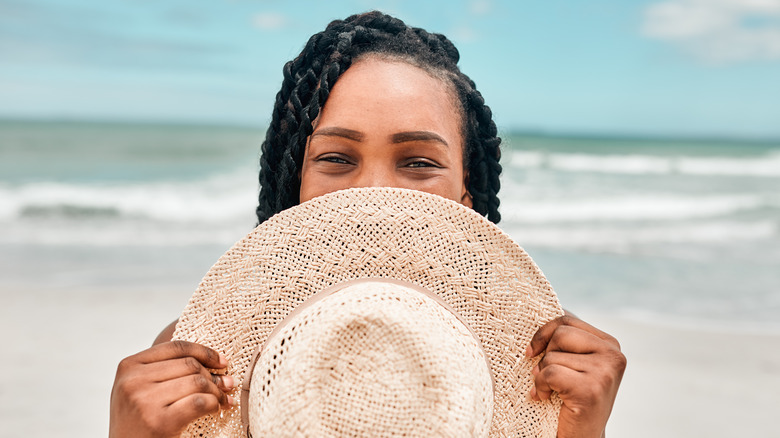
top-left (527, 315), bottom-right (626, 438)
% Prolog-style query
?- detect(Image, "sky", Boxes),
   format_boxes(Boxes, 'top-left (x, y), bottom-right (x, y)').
top-left (1, 0), bottom-right (780, 138)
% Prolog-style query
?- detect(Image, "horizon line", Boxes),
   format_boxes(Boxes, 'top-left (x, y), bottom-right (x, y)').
top-left (2, 116), bottom-right (779, 144)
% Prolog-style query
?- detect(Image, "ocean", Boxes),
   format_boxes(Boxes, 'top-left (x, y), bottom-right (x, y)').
top-left (1, 119), bottom-right (779, 331)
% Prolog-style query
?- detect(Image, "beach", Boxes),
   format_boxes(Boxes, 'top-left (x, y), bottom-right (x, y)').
top-left (1, 121), bottom-right (778, 436)
top-left (587, 313), bottom-right (780, 437)
top-left (1, 243), bottom-right (779, 438)
top-left (0, 244), bottom-right (217, 437)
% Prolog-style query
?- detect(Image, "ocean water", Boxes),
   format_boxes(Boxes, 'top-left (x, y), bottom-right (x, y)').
top-left (1, 120), bottom-right (778, 331)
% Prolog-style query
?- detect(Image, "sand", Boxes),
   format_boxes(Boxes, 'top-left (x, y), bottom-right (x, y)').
top-left (1, 247), bottom-right (779, 437)
top-left (586, 312), bottom-right (780, 437)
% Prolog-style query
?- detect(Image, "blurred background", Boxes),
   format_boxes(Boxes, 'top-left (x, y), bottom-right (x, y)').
top-left (1, 1), bottom-right (779, 437)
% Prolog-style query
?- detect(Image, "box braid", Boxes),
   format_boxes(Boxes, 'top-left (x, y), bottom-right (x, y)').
top-left (256, 11), bottom-right (502, 224)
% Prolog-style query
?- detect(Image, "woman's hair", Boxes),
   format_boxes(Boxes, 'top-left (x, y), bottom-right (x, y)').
top-left (256, 11), bottom-right (502, 224)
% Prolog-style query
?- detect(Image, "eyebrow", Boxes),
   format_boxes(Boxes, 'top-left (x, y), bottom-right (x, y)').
top-left (310, 127), bottom-right (365, 142)
top-left (391, 131), bottom-right (449, 147)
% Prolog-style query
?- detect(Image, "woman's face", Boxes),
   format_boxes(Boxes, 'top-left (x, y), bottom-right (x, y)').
top-left (299, 57), bottom-right (471, 207)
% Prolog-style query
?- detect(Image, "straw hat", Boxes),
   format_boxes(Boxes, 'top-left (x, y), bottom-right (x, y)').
top-left (173, 187), bottom-right (564, 438)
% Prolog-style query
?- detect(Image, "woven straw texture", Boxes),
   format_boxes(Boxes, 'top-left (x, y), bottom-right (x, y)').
top-left (246, 280), bottom-right (494, 437)
top-left (173, 187), bottom-right (564, 437)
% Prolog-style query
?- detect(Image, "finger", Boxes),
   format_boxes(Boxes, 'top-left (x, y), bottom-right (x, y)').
top-left (141, 357), bottom-right (236, 391)
top-left (155, 373), bottom-right (234, 410)
top-left (544, 325), bottom-right (610, 355)
top-left (133, 341), bottom-right (228, 370)
top-left (162, 393), bottom-right (224, 435)
top-left (536, 350), bottom-right (601, 374)
top-left (532, 363), bottom-right (581, 401)
top-left (527, 315), bottom-right (616, 357)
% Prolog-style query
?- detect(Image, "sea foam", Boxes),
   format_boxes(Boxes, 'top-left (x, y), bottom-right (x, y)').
top-left (508, 150), bottom-right (780, 177)
top-left (0, 168), bottom-right (257, 223)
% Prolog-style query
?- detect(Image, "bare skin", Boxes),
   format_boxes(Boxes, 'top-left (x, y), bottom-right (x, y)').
top-left (298, 57), bottom-right (471, 207)
top-left (528, 315), bottom-right (626, 438)
top-left (109, 58), bottom-right (626, 438)
top-left (109, 341), bottom-right (235, 438)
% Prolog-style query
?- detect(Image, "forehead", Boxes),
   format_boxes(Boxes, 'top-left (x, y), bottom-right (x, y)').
top-left (314, 57), bottom-right (463, 140)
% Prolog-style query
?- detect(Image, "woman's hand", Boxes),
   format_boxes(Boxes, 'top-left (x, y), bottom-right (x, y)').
top-left (527, 315), bottom-right (626, 438)
top-left (109, 341), bottom-right (235, 438)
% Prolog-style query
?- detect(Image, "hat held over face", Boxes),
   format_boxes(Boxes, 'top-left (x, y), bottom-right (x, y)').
top-left (173, 187), bottom-right (564, 438)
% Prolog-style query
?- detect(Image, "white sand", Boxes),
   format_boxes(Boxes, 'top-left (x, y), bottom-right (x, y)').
top-left (2, 284), bottom-right (779, 437)
top-left (584, 312), bottom-right (780, 437)
top-left (0, 283), bottom-right (193, 437)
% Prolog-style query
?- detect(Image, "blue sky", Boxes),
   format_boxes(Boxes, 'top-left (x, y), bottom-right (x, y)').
top-left (2, 0), bottom-right (780, 138)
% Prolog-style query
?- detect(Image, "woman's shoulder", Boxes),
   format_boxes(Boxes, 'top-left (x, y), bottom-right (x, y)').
top-left (153, 319), bottom-right (178, 346)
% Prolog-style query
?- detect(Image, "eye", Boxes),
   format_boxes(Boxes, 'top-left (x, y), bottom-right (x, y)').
top-left (316, 154), bottom-right (351, 165)
top-left (403, 158), bottom-right (441, 168)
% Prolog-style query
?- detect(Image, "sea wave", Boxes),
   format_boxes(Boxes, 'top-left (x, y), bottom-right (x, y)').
top-left (0, 167), bottom-right (258, 223)
top-left (1, 163), bottom-right (778, 249)
top-left (0, 219), bottom-right (252, 246)
top-left (4, 176), bottom-right (774, 225)
top-left (508, 150), bottom-right (780, 177)
top-left (499, 193), bottom-right (776, 222)
top-left (501, 220), bottom-right (778, 252)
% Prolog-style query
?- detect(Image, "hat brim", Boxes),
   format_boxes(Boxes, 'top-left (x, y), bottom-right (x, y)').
top-left (174, 187), bottom-right (563, 437)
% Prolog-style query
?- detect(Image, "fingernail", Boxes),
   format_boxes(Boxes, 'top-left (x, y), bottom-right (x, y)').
top-left (227, 395), bottom-right (236, 406)
top-left (219, 353), bottom-right (228, 368)
top-left (531, 364), bottom-right (539, 376)
top-left (222, 375), bottom-right (235, 390)
top-left (525, 344), bottom-right (533, 357)
top-left (529, 386), bottom-right (538, 402)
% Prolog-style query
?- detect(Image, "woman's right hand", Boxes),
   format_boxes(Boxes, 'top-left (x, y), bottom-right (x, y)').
top-left (109, 340), bottom-right (235, 438)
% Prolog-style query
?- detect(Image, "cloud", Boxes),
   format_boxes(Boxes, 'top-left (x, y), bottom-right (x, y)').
top-left (252, 12), bottom-right (288, 31)
top-left (450, 25), bottom-right (478, 43)
top-left (0, 0), bottom-right (233, 71)
top-left (470, 0), bottom-right (492, 16)
top-left (642, 0), bottom-right (780, 64)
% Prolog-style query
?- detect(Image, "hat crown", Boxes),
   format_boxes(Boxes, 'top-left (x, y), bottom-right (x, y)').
top-left (246, 280), bottom-right (494, 437)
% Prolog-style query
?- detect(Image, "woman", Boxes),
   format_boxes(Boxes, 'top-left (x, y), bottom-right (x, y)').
top-left (110, 11), bottom-right (625, 438)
